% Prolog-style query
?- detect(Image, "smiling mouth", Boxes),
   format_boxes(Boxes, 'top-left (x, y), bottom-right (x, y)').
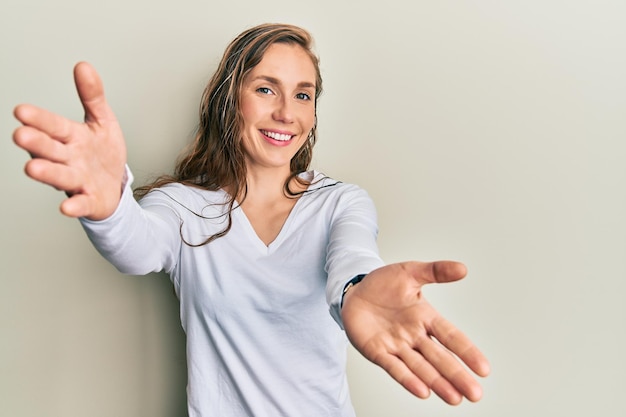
top-left (261, 130), bottom-right (294, 142)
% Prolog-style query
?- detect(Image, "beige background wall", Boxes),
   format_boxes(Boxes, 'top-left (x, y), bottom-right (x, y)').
top-left (2, 1), bottom-right (624, 416)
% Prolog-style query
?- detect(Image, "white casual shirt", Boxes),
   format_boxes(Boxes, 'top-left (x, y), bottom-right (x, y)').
top-left (80, 169), bottom-right (384, 417)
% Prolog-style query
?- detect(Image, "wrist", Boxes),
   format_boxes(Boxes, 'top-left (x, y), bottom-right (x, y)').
top-left (340, 274), bottom-right (366, 308)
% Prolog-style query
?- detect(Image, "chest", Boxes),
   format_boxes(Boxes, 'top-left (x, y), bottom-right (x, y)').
top-left (239, 197), bottom-right (299, 247)
top-left (176, 196), bottom-right (332, 301)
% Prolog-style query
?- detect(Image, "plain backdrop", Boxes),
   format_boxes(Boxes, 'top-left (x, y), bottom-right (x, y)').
top-left (1, 1), bottom-right (624, 416)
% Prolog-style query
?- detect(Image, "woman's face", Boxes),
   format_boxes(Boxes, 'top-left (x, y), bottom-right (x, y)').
top-left (239, 42), bottom-right (317, 174)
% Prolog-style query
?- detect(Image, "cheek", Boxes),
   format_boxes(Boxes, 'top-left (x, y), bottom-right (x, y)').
top-left (303, 108), bottom-right (316, 132)
top-left (240, 104), bottom-right (254, 129)
top-left (298, 115), bottom-right (316, 147)
top-left (240, 95), bottom-right (262, 128)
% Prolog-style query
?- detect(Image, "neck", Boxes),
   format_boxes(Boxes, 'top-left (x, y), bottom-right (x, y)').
top-left (239, 164), bottom-right (293, 203)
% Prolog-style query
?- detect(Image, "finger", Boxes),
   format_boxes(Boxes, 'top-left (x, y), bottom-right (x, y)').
top-left (14, 104), bottom-right (75, 143)
top-left (432, 261), bottom-right (467, 283)
top-left (397, 345), bottom-right (464, 405)
top-left (374, 352), bottom-right (431, 399)
top-left (13, 126), bottom-right (68, 162)
top-left (414, 334), bottom-right (482, 403)
top-left (24, 159), bottom-right (83, 193)
top-left (73, 62), bottom-right (116, 124)
top-left (404, 261), bottom-right (467, 286)
top-left (60, 194), bottom-right (95, 218)
top-left (432, 316), bottom-right (491, 378)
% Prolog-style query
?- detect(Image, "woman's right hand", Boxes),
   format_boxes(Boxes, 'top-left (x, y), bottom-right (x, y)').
top-left (13, 62), bottom-right (127, 221)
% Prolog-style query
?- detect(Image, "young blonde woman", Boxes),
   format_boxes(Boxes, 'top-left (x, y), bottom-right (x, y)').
top-left (13, 23), bottom-right (489, 417)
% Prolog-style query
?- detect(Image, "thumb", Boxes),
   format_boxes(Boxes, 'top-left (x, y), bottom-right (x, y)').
top-left (73, 62), bottom-right (116, 124)
top-left (405, 260), bottom-right (467, 286)
top-left (60, 193), bottom-right (94, 218)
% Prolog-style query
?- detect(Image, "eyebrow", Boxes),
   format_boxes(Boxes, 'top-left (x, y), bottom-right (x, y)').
top-left (253, 75), bottom-right (315, 90)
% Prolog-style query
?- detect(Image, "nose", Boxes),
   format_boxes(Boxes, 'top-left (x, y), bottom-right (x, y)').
top-left (272, 96), bottom-right (293, 124)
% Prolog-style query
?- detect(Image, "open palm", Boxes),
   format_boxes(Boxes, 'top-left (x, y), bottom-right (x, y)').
top-left (341, 261), bottom-right (490, 405)
top-left (13, 62), bottom-right (127, 220)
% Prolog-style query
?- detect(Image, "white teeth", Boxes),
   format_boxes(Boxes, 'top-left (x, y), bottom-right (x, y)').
top-left (262, 130), bottom-right (292, 141)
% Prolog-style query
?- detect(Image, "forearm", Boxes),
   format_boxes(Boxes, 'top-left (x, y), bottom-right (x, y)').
top-left (325, 187), bottom-right (384, 328)
top-left (79, 176), bottom-right (179, 276)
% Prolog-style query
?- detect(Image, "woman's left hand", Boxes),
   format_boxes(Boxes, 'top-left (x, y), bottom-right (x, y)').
top-left (341, 261), bottom-right (490, 405)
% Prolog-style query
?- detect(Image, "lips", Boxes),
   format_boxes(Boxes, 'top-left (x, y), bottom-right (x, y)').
top-left (261, 130), bottom-right (294, 142)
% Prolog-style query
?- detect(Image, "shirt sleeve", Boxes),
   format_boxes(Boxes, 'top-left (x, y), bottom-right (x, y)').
top-left (78, 167), bottom-right (182, 276)
top-left (325, 185), bottom-right (385, 329)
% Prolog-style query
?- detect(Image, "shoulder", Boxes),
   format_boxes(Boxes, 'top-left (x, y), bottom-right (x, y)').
top-left (299, 170), bottom-right (376, 214)
top-left (302, 170), bottom-right (364, 194)
top-left (303, 170), bottom-right (370, 199)
top-left (138, 182), bottom-right (230, 215)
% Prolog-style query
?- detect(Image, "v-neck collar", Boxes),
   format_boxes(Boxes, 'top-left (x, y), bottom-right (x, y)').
top-left (232, 171), bottom-right (321, 254)
top-left (233, 195), bottom-right (304, 254)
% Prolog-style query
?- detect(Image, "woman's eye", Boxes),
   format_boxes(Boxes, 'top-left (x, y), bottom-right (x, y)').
top-left (296, 92), bottom-right (311, 101)
top-left (257, 87), bottom-right (273, 95)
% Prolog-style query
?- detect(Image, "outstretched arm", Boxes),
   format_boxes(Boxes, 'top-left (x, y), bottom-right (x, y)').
top-left (341, 260), bottom-right (490, 405)
top-left (13, 62), bottom-right (127, 220)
